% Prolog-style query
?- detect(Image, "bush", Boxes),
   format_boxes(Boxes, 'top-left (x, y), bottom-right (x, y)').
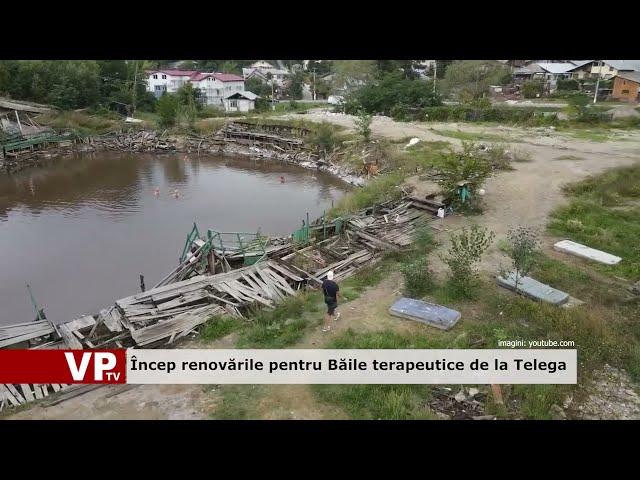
top-left (557, 79), bottom-right (580, 91)
top-left (345, 72), bottom-right (440, 116)
top-left (436, 142), bottom-right (494, 208)
top-left (156, 93), bottom-right (179, 127)
top-left (522, 80), bottom-right (544, 99)
top-left (401, 256), bottom-right (434, 297)
top-left (442, 225), bottom-right (494, 296)
top-left (354, 110), bottom-right (373, 142)
top-left (309, 122), bottom-right (342, 154)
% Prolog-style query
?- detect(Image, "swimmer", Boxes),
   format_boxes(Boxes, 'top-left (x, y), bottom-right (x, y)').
top-left (183, 155), bottom-right (189, 162)
top-left (280, 176), bottom-right (285, 183)
top-left (173, 189), bottom-right (180, 199)
top-left (153, 187), bottom-right (160, 197)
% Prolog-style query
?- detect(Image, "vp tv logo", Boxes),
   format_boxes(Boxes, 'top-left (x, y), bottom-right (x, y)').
top-left (64, 352), bottom-right (125, 383)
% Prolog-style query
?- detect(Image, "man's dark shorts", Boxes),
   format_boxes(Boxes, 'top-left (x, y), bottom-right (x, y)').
top-left (325, 298), bottom-right (338, 315)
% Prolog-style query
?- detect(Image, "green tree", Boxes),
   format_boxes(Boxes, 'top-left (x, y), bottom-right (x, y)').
top-left (354, 110), bottom-right (373, 142)
top-left (503, 226), bottom-right (540, 293)
top-left (285, 71), bottom-right (305, 100)
top-left (157, 93), bottom-right (180, 127)
top-left (442, 60), bottom-right (510, 100)
top-left (345, 72), bottom-right (440, 116)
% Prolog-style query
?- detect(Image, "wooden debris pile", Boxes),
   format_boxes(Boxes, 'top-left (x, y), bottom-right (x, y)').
top-left (88, 130), bottom-right (175, 152)
top-left (1, 382), bottom-right (75, 411)
top-left (347, 200), bottom-right (433, 251)
top-left (221, 122), bottom-right (306, 151)
top-left (0, 320), bottom-right (56, 349)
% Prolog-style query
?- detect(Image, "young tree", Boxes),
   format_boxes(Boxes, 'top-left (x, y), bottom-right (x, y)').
top-left (442, 225), bottom-right (495, 296)
top-left (504, 226), bottom-right (540, 293)
top-left (354, 110), bottom-right (373, 142)
top-left (156, 93), bottom-right (179, 127)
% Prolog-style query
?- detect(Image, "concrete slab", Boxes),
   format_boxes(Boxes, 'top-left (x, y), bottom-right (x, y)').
top-left (389, 297), bottom-right (461, 330)
top-left (497, 272), bottom-right (570, 305)
top-left (553, 240), bottom-right (621, 265)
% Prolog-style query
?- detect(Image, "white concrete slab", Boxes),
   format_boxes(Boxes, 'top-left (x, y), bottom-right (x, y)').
top-left (497, 272), bottom-right (570, 305)
top-left (553, 240), bottom-right (621, 265)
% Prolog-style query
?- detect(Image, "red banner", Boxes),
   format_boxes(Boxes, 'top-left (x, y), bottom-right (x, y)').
top-left (0, 350), bottom-right (126, 384)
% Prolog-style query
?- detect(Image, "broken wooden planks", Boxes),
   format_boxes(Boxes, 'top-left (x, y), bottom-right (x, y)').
top-left (0, 320), bottom-right (55, 348)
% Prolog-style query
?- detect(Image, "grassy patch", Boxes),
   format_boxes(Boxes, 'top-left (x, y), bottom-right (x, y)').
top-left (430, 128), bottom-right (515, 143)
top-left (548, 164), bottom-right (640, 279)
top-left (210, 385), bottom-right (265, 420)
top-left (313, 329), bottom-right (449, 419)
top-left (559, 128), bottom-right (611, 142)
top-left (200, 316), bottom-right (241, 342)
top-left (236, 293), bottom-right (323, 348)
top-left (35, 111), bottom-right (123, 135)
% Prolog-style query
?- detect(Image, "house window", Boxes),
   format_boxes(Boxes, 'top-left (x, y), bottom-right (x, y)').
top-left (153, 74), bottom-right (158, 79)
top-left (230, 100), bottom-right (238, 108)
top-left (622, 89), bottom-right (630, 94)
top-left (162, 74), bottom-right (167, 79)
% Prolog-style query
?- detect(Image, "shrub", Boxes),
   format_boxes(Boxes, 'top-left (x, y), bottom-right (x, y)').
top-left (354, 110), bottom-right (373, 142)
top-left (156, 93), bottom-right (179, 127)
top-left (436, 142), bottom-right (494, 208)
top-left (522, 80), bottom-right (544, 99)
top-left (309, 122), bottom-right (342, 154)
top-left (502, 226), bottom-right (540, 292)
top-left (557, 79), bottom-right (580, 91)
top-left (401, 256), bottom-right (434, 297)
top-left (442, 225), bottom-right (494, 296)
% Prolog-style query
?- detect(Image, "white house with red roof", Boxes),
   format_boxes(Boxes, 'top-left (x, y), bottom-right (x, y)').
top-left (146, 69), bottom-right (248, 109)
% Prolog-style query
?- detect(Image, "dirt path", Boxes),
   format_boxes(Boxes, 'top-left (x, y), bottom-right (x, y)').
top-left (7, 113), bottom-right (640, 420)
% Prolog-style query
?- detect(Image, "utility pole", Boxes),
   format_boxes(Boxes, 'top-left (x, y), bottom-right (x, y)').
top-left (593, 60), bottom-right (603, 104)
top-left (433, 61), bottom-right (437, 94)
top-left (313, 69), bottom-right (316, 101)
top-left (129, 60), bottom-right (139, 117)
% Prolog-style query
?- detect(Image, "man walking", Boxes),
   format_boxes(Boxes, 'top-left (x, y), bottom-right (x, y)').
top-left (322, 270), bottom-right (340, 332)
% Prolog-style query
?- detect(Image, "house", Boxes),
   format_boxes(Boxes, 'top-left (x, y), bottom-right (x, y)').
top-left (146, 69), bottom-right (246, 109)
top-left (590, 60), bottom-right (640, 79)
top-left (223, 91), bottom-right (259, 112)
top-left (514, 62), bottom-right (583, 92)
top-left (611, 71), bottom-right (640, 102)
top-left (242, 61), bottom-right (290, 87)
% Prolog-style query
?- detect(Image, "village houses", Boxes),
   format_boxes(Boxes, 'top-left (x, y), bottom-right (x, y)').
top-left (242, 61), bottom-right (290, 87)
top-left (146, 69), bottom-right (258, 111)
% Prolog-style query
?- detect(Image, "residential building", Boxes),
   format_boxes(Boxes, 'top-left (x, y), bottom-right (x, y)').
top-left (611, 71), bottom-right (640, 102)
top-left (224, 91), bottom-right (259, 112)
top-left (588, 60), bottom-right (640, 79)
top-left (242, 61), bottom-right (290, 87)
top-left (146, 69), bottom-right (247, 110)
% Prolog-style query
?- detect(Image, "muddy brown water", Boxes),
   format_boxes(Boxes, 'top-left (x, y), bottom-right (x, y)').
top-left (0, 152), bottom-right (349, 326)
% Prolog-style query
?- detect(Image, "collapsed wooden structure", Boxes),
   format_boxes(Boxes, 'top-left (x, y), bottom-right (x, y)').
top-left (0, 196), bottom-right (439, 411)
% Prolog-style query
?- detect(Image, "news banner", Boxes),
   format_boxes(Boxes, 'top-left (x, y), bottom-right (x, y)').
top-left (0, 349), bottom-right (577, 384)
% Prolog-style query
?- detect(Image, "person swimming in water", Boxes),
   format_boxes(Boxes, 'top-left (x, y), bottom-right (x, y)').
top-left (173, 189), bottom-right (180, 199)
top-left (153, 187), bottom-right (160, 197)
top-left (280, 176), bottom-right (285, 183)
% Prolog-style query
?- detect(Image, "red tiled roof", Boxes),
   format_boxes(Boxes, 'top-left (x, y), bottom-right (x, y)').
top-left (212, 73), bottom-right (244, 82)
top-left (147, 70), bottom-right (244, 82)
top-left (147, 69), bottom-right (199, 77)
